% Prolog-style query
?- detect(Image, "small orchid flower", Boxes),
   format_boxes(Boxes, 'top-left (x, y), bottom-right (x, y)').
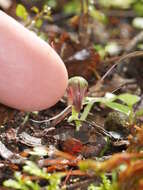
top-left (67, 76), bottom-right (88, 113)
top-left (67, 76), bottom-right (88, 130)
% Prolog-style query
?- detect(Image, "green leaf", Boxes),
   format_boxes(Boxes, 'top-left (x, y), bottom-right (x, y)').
top-left (23, 161), bottom-right (47, 178)
top-left (64, 0), bottom-right (81, 14)
top-left (3, 179), bottom-right (22, 189)
top-left (90, 7), bottom-right (107, 24)
top-left (16, 4), bottom-right (28, 21)
top-left (47, 0), bottom-right (57, 8)
top-left (99, 0), bottom-right (135, 9)
top-left (85, 93), bottom-right (116, 104)
top-left (117, 93), bottom-right (140, 106)
top-left (135, 108), bottom-right (143, 117)
top-left (25, 180), bottom-right (40, 190)
top-left (31, 6), bottom-right (39, 14)
top-left (35, 19), bottom-right (43, 28)
top-left (133, 2), bottom-right (143, 16)
top-left (105, 102), bottom-right (131, 116)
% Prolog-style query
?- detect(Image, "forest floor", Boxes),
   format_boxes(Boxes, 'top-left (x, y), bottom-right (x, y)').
top-left (1, 1), bottom-right (143, 190)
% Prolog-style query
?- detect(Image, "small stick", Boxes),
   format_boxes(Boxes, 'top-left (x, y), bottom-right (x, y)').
top-left (94, 51), bottom-right (143, 91)
top-left (125, 31), bottom-right (143, 52)
top-left (87, 120), bottom-right (116, 140)
top-left (31, 105), bottom-right (72, 126)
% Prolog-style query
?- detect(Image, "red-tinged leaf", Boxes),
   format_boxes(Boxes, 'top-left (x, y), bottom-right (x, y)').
top-left (62, 138), bottom-right (83, 155)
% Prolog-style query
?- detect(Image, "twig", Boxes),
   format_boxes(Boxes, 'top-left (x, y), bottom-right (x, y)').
top-left (31, 105), bottom-right (72, 126)
top-left (103, 9), bottom-right (136, 18)
top-left (111, 79), bottom-right (136, 93)
top-left (94, 51), bottom-right (143, 91)
top-left (87, 121), bottom-right (117, 140)
top-left (75, 120), bottom-right (116, 140)
top-left (66, 178), bottom-right (97, 190)
top-left (79, 0), bottom-right (90, 46)
top-left (18, 132), bottom-right (41, 147)
top-left (125, 31), bottom-right (143, 52)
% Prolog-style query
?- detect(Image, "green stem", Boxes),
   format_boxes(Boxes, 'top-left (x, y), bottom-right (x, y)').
top-left (68, 106), bottom-right (81, 131)
top-left (80, 102), bottom-right (94, 121)
top-left (128, 107), bottom-right (134, 125)
top-left (22, 112), bottom-right (30, 125)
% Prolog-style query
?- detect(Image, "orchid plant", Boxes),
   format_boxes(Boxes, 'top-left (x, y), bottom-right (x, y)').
top-left (67, 76), bottom-right (88, 130)
top-left (67, 76), bottom-right (142, 129)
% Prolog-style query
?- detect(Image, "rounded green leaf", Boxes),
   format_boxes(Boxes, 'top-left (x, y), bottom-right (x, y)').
top-left (16, 4), bottom-right (28, 21)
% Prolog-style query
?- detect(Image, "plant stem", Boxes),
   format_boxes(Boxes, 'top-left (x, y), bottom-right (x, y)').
top-left (68, 106), bottom-right (81, 131)
top-left (80, 102), bottom-right (94, 121)
top-left (128, 107), bottom-right (134, 125)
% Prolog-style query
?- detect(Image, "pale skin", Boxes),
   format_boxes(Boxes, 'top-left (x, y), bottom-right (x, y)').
top-left (0, 11), bottom-right (68, 111)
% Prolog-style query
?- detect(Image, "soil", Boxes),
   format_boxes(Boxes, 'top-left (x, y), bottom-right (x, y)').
top-left (1, 1), bottom-right (143, 189)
